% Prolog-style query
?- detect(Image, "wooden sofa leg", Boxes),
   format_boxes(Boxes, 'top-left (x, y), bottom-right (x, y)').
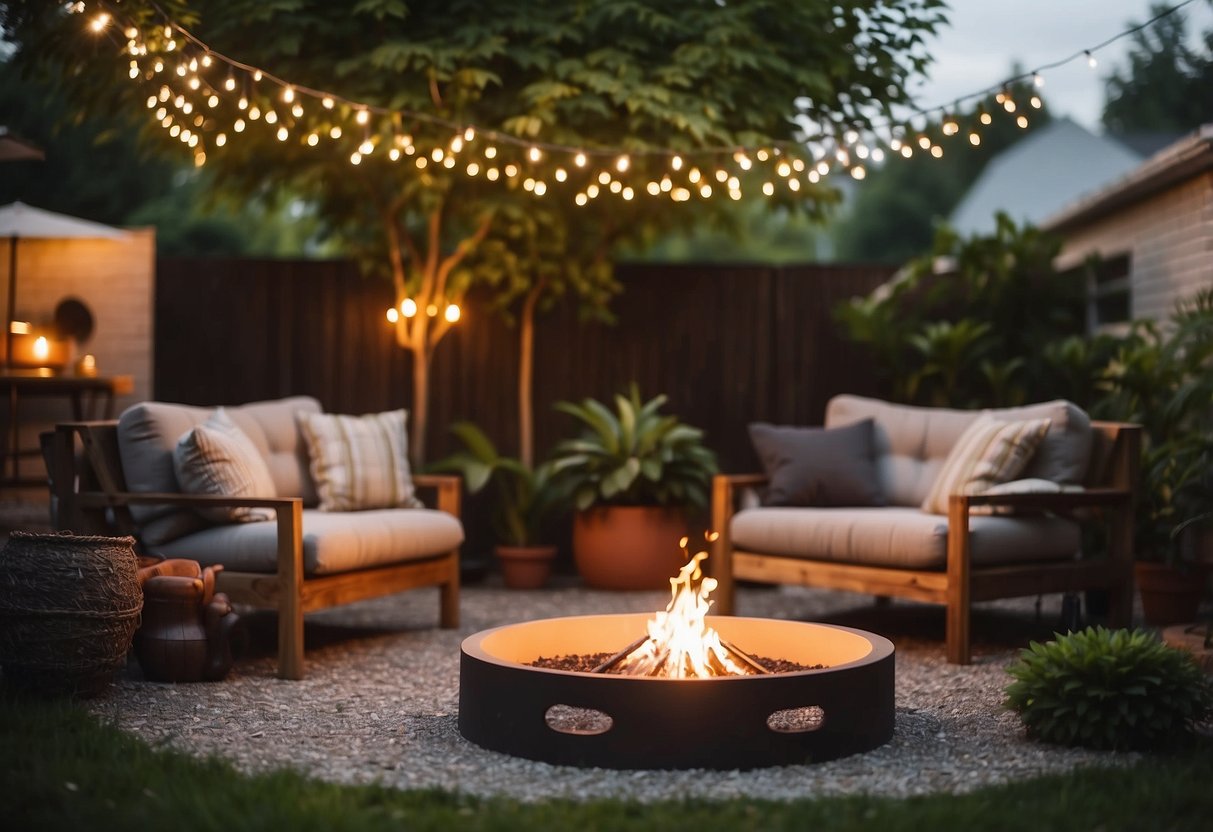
top-left (277, 501), bottom-right (305, 680)
top-left (439, 551), bottom-right (460, 629)
top-left (946, 496), bottom-right (973, 665)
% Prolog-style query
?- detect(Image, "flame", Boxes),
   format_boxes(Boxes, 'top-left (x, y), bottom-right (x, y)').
top-left (617, 536), bottom-right (752, 678)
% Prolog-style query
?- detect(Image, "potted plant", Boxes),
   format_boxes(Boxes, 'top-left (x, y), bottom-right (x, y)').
top-left (1093, 292), bottom-right (1213, 625)
top-left (430, 423), bottom-right (559, 589)
top-left (1134, 435), bottom-right (1213, 625)
top-left (547, 385), bottom-right (717, 590)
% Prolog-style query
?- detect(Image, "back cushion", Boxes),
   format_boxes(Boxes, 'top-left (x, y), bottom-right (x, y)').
top-left (118, 396), bottom-right (322, 545)
top-left (825, 395), bottom-right (1093, 507)
top-left (826, 396), bottom-right (978, 507)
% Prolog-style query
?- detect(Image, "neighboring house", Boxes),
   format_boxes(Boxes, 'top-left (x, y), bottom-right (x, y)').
top-left (949, 117), bottom-right (1143, 237)
top-left (1043, 124), bottom-right (1213, 327)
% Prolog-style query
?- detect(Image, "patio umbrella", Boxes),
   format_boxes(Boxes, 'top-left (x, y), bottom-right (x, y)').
top-left (0, 127), bottom-right (44, 162)
top-left (0, 201), bottom-right (125, 366)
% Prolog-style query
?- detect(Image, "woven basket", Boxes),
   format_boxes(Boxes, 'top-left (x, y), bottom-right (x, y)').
top-left (0, 531), bottom-right (142, 696)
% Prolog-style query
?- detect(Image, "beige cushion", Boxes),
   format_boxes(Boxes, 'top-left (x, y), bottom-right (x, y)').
top-left (731, 506), bottom-right (1080, 570)
top-left (172, 408), bottom-right (277, 524)
top-left (920, 416), bottom-right (1052, 515)
top-left (119, 396), bottom-right (323, 545)
top-left (148, 508), bottom-right (464, 576)
top-left (297, 409), bottom-right (423, 511)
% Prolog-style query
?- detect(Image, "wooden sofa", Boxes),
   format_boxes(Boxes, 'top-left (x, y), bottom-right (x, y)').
top-left (45, 396), bottom-right (462, 680)
top-left (710, 395), bottom-right (1140, 664)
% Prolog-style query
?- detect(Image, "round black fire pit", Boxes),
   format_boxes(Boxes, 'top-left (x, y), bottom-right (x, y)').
top-left (459, 613), bottom-right (894, 770)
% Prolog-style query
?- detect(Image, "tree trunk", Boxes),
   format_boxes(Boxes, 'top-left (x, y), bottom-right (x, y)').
top-left (517, 277), bottom-right (547, 469)
top-left (411, 343), bottom-right (431, 467)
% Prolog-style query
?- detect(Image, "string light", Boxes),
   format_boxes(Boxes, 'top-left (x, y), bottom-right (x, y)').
top-left (103, 0), bottom-right (1196, 206)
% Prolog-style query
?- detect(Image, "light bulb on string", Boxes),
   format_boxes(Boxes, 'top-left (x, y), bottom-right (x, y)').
top-left (356, 109), bottom-right (370, 125)
top-left (1030, 95), bottom-right (1043, 109)
top-left (322, 97), bottom-right (334, 109)
top-left (574, 152), bottom-right (587, 167)
top-left (1016, 115), bottom-right (1029, 128)
top-left (253, 70), bottom-right (263, 82)
top-left (329, 126), bottom-right (342, 139)
top-left (615, 154), bottom-right (629, 172)
top-left (224, 73), bottom-right (236, 91)
top-left (485, 146), bottom-right (497, 159)
top-left (1033, 72), bottom-right (1044, 88)
top-left (969, 131), bottom-right (981, 146)
top-left (528, 146), bottom-right (542, 162)
top-left (1086, 50), bottom-right (1097, 68)
top-left (282, 86), bottom-right (295, 103)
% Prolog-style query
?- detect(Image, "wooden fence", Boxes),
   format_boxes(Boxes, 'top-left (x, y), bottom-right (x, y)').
top-left (155, 258), bottom-right (893, 561)
top-left (155, 259), bottom-right (892, 469)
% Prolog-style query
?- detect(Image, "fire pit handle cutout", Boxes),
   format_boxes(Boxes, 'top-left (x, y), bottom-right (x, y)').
top-left (544, 704), bottom-right (614, 736)
top-left (767, 705), bottom-right (826, 734)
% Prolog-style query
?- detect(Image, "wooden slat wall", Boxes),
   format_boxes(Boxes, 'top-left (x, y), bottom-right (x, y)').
top-left (156, 258), bottom-right (892, 473)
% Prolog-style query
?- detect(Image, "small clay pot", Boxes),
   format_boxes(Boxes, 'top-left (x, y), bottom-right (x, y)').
top-left (495, 545), bottom-right (557, 590)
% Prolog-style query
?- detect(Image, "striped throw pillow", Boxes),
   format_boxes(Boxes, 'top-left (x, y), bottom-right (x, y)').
top-left (921, 416), bottom-right (1052, 515)
top-left (173, 408), bottom-right (277, 524)
top-left (297, 409), bottom-right (424, 511)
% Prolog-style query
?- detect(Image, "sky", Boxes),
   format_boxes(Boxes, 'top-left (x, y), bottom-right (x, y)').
top-left (905, 0), bottom-right (1213, 134)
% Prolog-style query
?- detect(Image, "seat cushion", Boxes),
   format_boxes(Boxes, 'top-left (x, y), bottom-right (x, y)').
top-left (730, 506), bottom-right (1081, 570)
top-left (147, 508), bottom-right (464, 576)
top-left (118, 397), bottom-right (322, 545)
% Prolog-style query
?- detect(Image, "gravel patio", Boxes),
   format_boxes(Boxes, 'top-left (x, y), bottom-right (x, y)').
top-left (84, 582), bottom-right (1140, 802)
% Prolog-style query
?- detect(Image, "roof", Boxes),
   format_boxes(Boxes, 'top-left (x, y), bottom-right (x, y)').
top-left (948, 117), bottom-right (1143, 236)
top-left (1042, 124), bottom-right (1213, 233)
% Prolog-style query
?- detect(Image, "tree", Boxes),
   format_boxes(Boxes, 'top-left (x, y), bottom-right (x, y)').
top-left (3, 0), bottom-right (947, 462)
top-left (1102, 2), bottom-right (1213, 136)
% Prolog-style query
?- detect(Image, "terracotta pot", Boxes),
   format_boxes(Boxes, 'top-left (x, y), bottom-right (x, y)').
top-left (1135, 561), bottom-right (1208, 627)
top-left (495, 545), bottom-right (557, 590)
top-left (572, 506), bottom-right (689, 590)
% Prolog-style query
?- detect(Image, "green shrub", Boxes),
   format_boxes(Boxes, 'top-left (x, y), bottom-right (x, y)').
top-left (1005, 627), bottom-right (1211, 751)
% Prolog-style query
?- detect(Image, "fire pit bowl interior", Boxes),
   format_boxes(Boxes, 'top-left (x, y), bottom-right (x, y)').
top-left (459, 613), bottom-right (894, 770)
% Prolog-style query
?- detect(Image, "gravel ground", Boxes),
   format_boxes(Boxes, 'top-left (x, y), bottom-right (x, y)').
top-left (85, 582), bottom-right (1140, 802)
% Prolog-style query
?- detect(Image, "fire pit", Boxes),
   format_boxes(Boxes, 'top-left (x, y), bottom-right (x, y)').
top-left (459, 546), bottom-right (894, 769)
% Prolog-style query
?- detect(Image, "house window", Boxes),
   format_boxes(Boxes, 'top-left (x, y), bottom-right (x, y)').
top-left (1087, 253), bottom-right (1132, 329)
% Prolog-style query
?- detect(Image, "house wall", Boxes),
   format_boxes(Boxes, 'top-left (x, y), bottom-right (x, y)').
top-left (0, 228), bottom-right (155, 486)
top-left (1053, 172), bottom-right (1213, 323)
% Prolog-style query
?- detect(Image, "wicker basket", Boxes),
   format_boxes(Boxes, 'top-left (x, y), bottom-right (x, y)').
top-left (0, 531), bottom-right (142, 696)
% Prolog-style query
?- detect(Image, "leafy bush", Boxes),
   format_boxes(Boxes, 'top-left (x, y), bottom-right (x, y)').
top-left (548, 386), bottom-right (717, 511)
top-left (1005, 627), bottom-right (1212, 750)
top-left (428, 422), bottom-right (557, 547)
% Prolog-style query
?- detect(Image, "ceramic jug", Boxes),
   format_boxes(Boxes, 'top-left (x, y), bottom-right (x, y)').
top-left (135, 559), bottom-right (239, 682)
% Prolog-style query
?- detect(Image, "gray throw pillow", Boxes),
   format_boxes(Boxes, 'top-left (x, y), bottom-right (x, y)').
top-left (748, 419), bottom-right (886, 507)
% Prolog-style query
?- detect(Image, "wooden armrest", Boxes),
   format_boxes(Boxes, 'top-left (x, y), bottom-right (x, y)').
top-left (74, 490), bottom-right (302, 511)
top-left (713, 473), bottom-right (770, 488)
top-left (953, 488), bottom-right (1132, 510)
top-left (412, 474), bottom-right (462, 518)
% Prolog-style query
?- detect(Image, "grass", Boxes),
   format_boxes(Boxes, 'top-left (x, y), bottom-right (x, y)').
top-left (3, 690), bottom-right (1212, 832)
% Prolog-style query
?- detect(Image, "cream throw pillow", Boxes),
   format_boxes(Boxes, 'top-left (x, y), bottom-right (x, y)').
top-left (921, 415), bottom-right (1052, 515)
top-left (297, 409), bottom-right (424, 511)
top-left (173, 408), bottom-right (277, 524)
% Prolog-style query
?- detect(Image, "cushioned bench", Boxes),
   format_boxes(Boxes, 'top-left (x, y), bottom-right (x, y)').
top-left (710, 394), bottom-right (1141, 664)
top-left (47, 396), bottom-right (463, 679)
